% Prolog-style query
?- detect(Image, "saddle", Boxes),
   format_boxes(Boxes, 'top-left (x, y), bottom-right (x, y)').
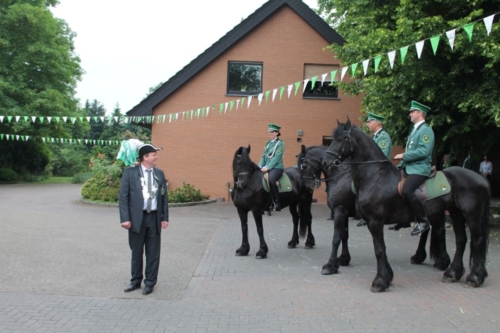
top-left (262, 172), bottom-right (293, 193)
top-left (397, 166), bottom-right (451, 202)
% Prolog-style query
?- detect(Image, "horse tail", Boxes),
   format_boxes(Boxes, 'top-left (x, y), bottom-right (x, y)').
top-left (299, 205), bottom-right (308, 239)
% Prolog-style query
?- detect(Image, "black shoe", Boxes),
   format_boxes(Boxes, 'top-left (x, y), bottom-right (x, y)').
top-left (273, 201), bottom-right (281, 212)
top-left (411, 219), bottom-right (430, 236)
top-left (388, 222), bottom-right (412, 231)
top-left (142, 286), bottom-right (154, 295)
top-left (356, 219), bottom-right (367, 227)
top-left (124, 283), bottom-right (141, 293)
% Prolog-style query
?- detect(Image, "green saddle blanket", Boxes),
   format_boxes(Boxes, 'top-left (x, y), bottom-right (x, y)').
top-left (351, 171), bottom-right (451, 200)
top-left (262, 172), bottom-right (293, 193)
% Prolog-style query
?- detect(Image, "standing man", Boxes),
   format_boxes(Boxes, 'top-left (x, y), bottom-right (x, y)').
top-left (394, 101), bottom-right (435, 236)
top-left (357, 112), bottom-right (393, 227)
top-left (366, 112), bottom-right (392, 159)
top-left (119, 143), bottom-right (169, 295)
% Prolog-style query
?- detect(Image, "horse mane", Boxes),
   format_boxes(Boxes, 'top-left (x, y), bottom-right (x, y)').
top-left (233, 146), bottom-right (260, 181)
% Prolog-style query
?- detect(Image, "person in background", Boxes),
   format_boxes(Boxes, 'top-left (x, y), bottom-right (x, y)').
top-left (479, 155), bottom-right (492, 181)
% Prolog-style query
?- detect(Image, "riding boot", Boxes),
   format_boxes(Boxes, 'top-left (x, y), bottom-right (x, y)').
top-left (409, 198), bottom-right (430, 236)
top-left (269, 184), bottom-right (281, 212)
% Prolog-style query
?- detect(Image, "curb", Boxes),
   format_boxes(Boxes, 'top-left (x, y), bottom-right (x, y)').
top-left (78, 198), bottom-right (218, 208)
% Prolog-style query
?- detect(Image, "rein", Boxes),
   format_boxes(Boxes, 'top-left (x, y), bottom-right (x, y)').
top-left (235, 171), bottom-right (263, 192)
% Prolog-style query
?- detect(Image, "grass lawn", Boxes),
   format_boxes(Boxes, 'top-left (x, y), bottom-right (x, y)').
top-left (38, 177), bottom-right (73, 184)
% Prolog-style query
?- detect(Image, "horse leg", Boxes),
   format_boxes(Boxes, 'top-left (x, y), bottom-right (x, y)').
top-left (429, 214), bottom-right (451, 271)
top-left (235, 207), bottom-right (250, 256)
top-left (464, 200), bottom-right (490, 288)
top-left (443, 210), bottom-right (466, 283)
top-left (288, 202), bottom-right (300, 248)
top-left (338, 209), bottom-right (351, 266)
top-left (302, 198), bottom-right (315, 249)
top-left (367, 223), bottom-right (392, 292)
top-left (410, 228), bottom-right (428, 264)
top-left (251, 209), bottom-right (268, 259)
top-left (321, 209), bottom-right (347, 275)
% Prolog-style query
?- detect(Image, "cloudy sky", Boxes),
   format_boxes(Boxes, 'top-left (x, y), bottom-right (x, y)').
top-left (51, 0), bottom-right (319, 114)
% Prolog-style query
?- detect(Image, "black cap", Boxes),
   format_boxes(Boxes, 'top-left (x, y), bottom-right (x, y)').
top-left (138, 144), bottom-right (162, 159)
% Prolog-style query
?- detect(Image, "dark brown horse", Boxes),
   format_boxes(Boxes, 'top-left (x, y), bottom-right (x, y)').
top-left (232, 146), bottom-right (314, 259)
top-left (323, 119), bottom-right (490, 292)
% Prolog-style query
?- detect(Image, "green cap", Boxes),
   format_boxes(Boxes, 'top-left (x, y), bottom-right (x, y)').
top-left (367, 112), bottom-right (385, 122)
top-left (409, 100), bottom-right (431, 114)
top-left (268, 123), bottom-right (281, 132)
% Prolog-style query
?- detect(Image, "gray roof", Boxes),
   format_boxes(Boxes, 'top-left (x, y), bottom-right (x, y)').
top-left (127, 0), bottom-right (345, 117)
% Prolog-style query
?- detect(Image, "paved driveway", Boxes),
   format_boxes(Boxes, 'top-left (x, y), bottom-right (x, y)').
top-left (0, 184), bottom-right (499, 332)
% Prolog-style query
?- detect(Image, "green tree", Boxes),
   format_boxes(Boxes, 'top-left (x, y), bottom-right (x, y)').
top-left (0, 0), bottom-right (84, 174)
top-left (317, 0), bottom-right (500, 160)
top-left (84, 99), bottom-right (106, 141)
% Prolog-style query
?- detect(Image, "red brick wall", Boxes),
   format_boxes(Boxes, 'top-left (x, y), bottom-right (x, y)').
top-left (151, 6), bottom-right (363, 202)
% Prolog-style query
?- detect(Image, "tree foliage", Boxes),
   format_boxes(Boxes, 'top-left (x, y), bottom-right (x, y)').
top-left (317, 0), bottom-right (500, 160)
top-left (0, 0), bottom-right (85, 174)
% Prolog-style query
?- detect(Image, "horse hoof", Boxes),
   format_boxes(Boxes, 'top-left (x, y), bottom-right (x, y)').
top-left (255, 253), bottom-right (267, 259)
top-left (321, 265), bottom-right (338, 275)
top-left (304, 244), bottom-right (314, 249)
top-left (287, 241), bottom-right (298, 249)
top-left (370, 285), bottom-right (387, 293)
top-left (410, 254), bottom-right (426, 265)
top-left (235, 251), bottom-right (248, 257)
top-left (463, 281), bottom-right (479, 288)
top-left (442, 275), bottom-right (456, 283)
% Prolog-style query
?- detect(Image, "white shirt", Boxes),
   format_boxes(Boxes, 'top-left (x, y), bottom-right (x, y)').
top-left (412, 120), bottom-right (425, 134)
top-left (141, 164), bottom-right (158, 211)
top-left (479, 161), bottom-right (492, 175)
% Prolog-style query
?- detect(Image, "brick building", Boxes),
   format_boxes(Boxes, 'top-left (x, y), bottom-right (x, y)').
top-left (127, 0), bottom-right (363, 202)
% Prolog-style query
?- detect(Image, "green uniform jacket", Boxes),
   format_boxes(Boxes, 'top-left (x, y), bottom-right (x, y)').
top-left (373, 129), bottom-right (392, 160)
top-left (397, 122), bottom-right (435, 176)
top-left (258, 138), bottom-right (285, 169)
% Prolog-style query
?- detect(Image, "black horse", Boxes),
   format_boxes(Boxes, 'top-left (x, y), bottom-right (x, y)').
top-left (232, 146), bottom-right (314, 259)
top-left (297, 144), bottom-right (450, 276)
top-left (323, 119), bottom-right (490, 292)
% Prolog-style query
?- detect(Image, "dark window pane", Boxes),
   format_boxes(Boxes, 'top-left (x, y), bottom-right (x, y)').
top-left (303, 80), bottom-right (338, 98)
top-left (227, 62), bottom-right (262, 95)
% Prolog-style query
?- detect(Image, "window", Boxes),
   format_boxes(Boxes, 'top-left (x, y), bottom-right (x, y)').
top-left (227, 61), bottom-right (262, 95)
top-left (303, 64), bottom-right (339, 99)
top-left (323, 136), bottom-right (333, 146)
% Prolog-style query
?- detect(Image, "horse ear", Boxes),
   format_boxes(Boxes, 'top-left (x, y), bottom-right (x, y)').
top-left (301, 145), bottom-right (306, 155)
top-left (247, 145), bottom-right (251, 154)
top-left (345, 117), bottom-right (352, 130)
top-left (337, 119), bottom-right (340, 126)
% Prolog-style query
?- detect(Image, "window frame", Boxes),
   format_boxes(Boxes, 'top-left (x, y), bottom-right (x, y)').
top-left (226, 61), bottom-right (263, 96)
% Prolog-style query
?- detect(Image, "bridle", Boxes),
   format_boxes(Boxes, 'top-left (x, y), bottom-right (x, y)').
top-left (235, 168), bottom-right (262, 192)
top-left (299, 156), bottom-right (323, 189)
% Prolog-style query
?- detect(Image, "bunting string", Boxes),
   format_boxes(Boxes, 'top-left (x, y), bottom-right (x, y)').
top-left (0, 133), bottom-right (150, 146)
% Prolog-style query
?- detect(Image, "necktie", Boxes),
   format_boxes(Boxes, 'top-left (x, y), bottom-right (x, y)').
top-left (146, 170), bottom-right (152, 213)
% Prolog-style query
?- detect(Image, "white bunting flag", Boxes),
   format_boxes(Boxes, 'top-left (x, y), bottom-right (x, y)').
top-left (47, 117), bottom-right (52, 123)
top-left (236, 100), bottom-right (240, 109)
top-left (100, 116), bottom-right (104, 122)
top-left (51, 138), bottom-right (55, 143)
top-left (340, 67), bottom-right (348, 81)
top-left (26, 136), bottom-right (29, 141)
top-left (415, 40), bottom-right (425, 59)
top-left (321, 73), bottom-right (327, 85)
top-left (0, 116), bottom-right (3, 123)
top-left (114, 116), bottom-right (118, 123)
top-left (272, 89), bottom-right (277, 102)
top-left (15, 116), bottom-right (20, 122)
top-left (388, 50), bottom-right (396, 69)
top-left (93, 140), bottom-right (96, 145)
top-left (247, 96), bottom-right (253, 108)
top-left (77, 139), bottom-right (81, 144)
top-left (42, 137), bottom-right (46, 143)
top-left (483, 14), bottom-right (495, 36)
top-left (191, 110), bottom-right (193, 120)
top-left (6, 134), bottom-right (9, 140)
top-left (108, 141), bottom-right (112, 145)
top-left (31, 116), bottom-right (36, 123)
top-left (303, 79), bottom-right (309, 93)
top-left (197, 109), bottom-right (201, 118)
top-left (62, 116), bottom-right (67, 122)
top-left (16, 135), bottom-right (19, 140)
top-left (224, 102), bottom-right (228, 113)
top-left (362, 59), bottom-right (370, 76)
top-left (287, 84), bottom-right (293, 98)
top-left (162, 115), bottom-right (166, 123)
top-left (257, 93), bottom-right (263, 106)
top-left (169, 114), bottom-right (172, 122)
top-left (446, 29), bottom-right (456, 50)
top-left (86, 117), bottom-right (90, 122)
top-left (85, 139), bottom-right (88, 144)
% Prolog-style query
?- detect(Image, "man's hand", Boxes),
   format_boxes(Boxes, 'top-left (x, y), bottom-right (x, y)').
top-left (393, 153), bottom-right (404, 160)
top-left (121, 221), bottom-right (132, 229)
top-left (161, 221), bottom-right (169, 229)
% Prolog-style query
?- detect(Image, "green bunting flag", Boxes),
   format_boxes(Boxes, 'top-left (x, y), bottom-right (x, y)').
top-left (294, 81), bottom-right (301, 96)
top-left (0, 134), bottom-right (3, 140)
top-left (430, 35), bottom-right (440, 55)
top-left (229, 101), bottom-right (234, 111)
top-left (7, 116), bottom-right (12, 123)
top-left (202, 108), bottom-right (205, 117)
top-left (24, 116), bottom-right (29, 122)
top-left (55, 117), bottom-right (60, 123)
top-left (330, 70), bottom-right (337, 82)
top-left (374, 56), bottom-right (382, 72)
top-left (241, 97), bottom-right (246, 107)
top-left (400, 46), bottom-right (409, 64)
top-left (265, 90), bottom-right (270, 103)
top-left (350, 63), bottom-right (358, 77)
top-left (463, 23), bottom-right (474, 42)
top-left (311, 76), bottom-right (318, 89)
top-left (279, 86), bottom-right (285, 100)
top-left (220, 103), bottom-right (223, 114)
top-left (93, 116), bottom-right (98, 123)
top-left (40, 117), bottom-right (44, 123)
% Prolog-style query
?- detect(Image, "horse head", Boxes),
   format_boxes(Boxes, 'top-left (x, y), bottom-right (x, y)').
top-left (233, 145), bottom-right (255, 190)
top-left (298, 145), bottom-right (324, 193)
top-left (323, 118), bottom-right (355, 170)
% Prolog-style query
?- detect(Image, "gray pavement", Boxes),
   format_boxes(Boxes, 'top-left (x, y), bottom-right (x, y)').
top-left (1, 184), bottom-right (500, 332)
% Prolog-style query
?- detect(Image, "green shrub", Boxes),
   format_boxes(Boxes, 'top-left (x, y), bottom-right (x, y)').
top-left (72, 172), bottom-right (94, 184)
top-left (168, 182), bottom-right (206, 203)
top-left (80, 154), bottom-right (122, 202)
top-left (0, 168), bottom-right (18, 182)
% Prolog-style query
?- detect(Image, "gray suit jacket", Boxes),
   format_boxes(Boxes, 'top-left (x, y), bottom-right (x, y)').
top-left (119, 165), bottom-right (169, 234)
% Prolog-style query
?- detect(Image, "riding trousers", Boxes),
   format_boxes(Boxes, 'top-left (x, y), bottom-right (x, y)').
top-left (402, 174), bottom-right (427, 203)
top-left (268, 168), bottom-right (283, 201)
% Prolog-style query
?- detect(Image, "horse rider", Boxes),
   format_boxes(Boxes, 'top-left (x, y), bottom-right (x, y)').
top-left (394, 101), bottom-right (435, 236)
top-left (357, 111), bottom-right (393, 227)
top-left (259, 123), bottom-right (285, 211)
